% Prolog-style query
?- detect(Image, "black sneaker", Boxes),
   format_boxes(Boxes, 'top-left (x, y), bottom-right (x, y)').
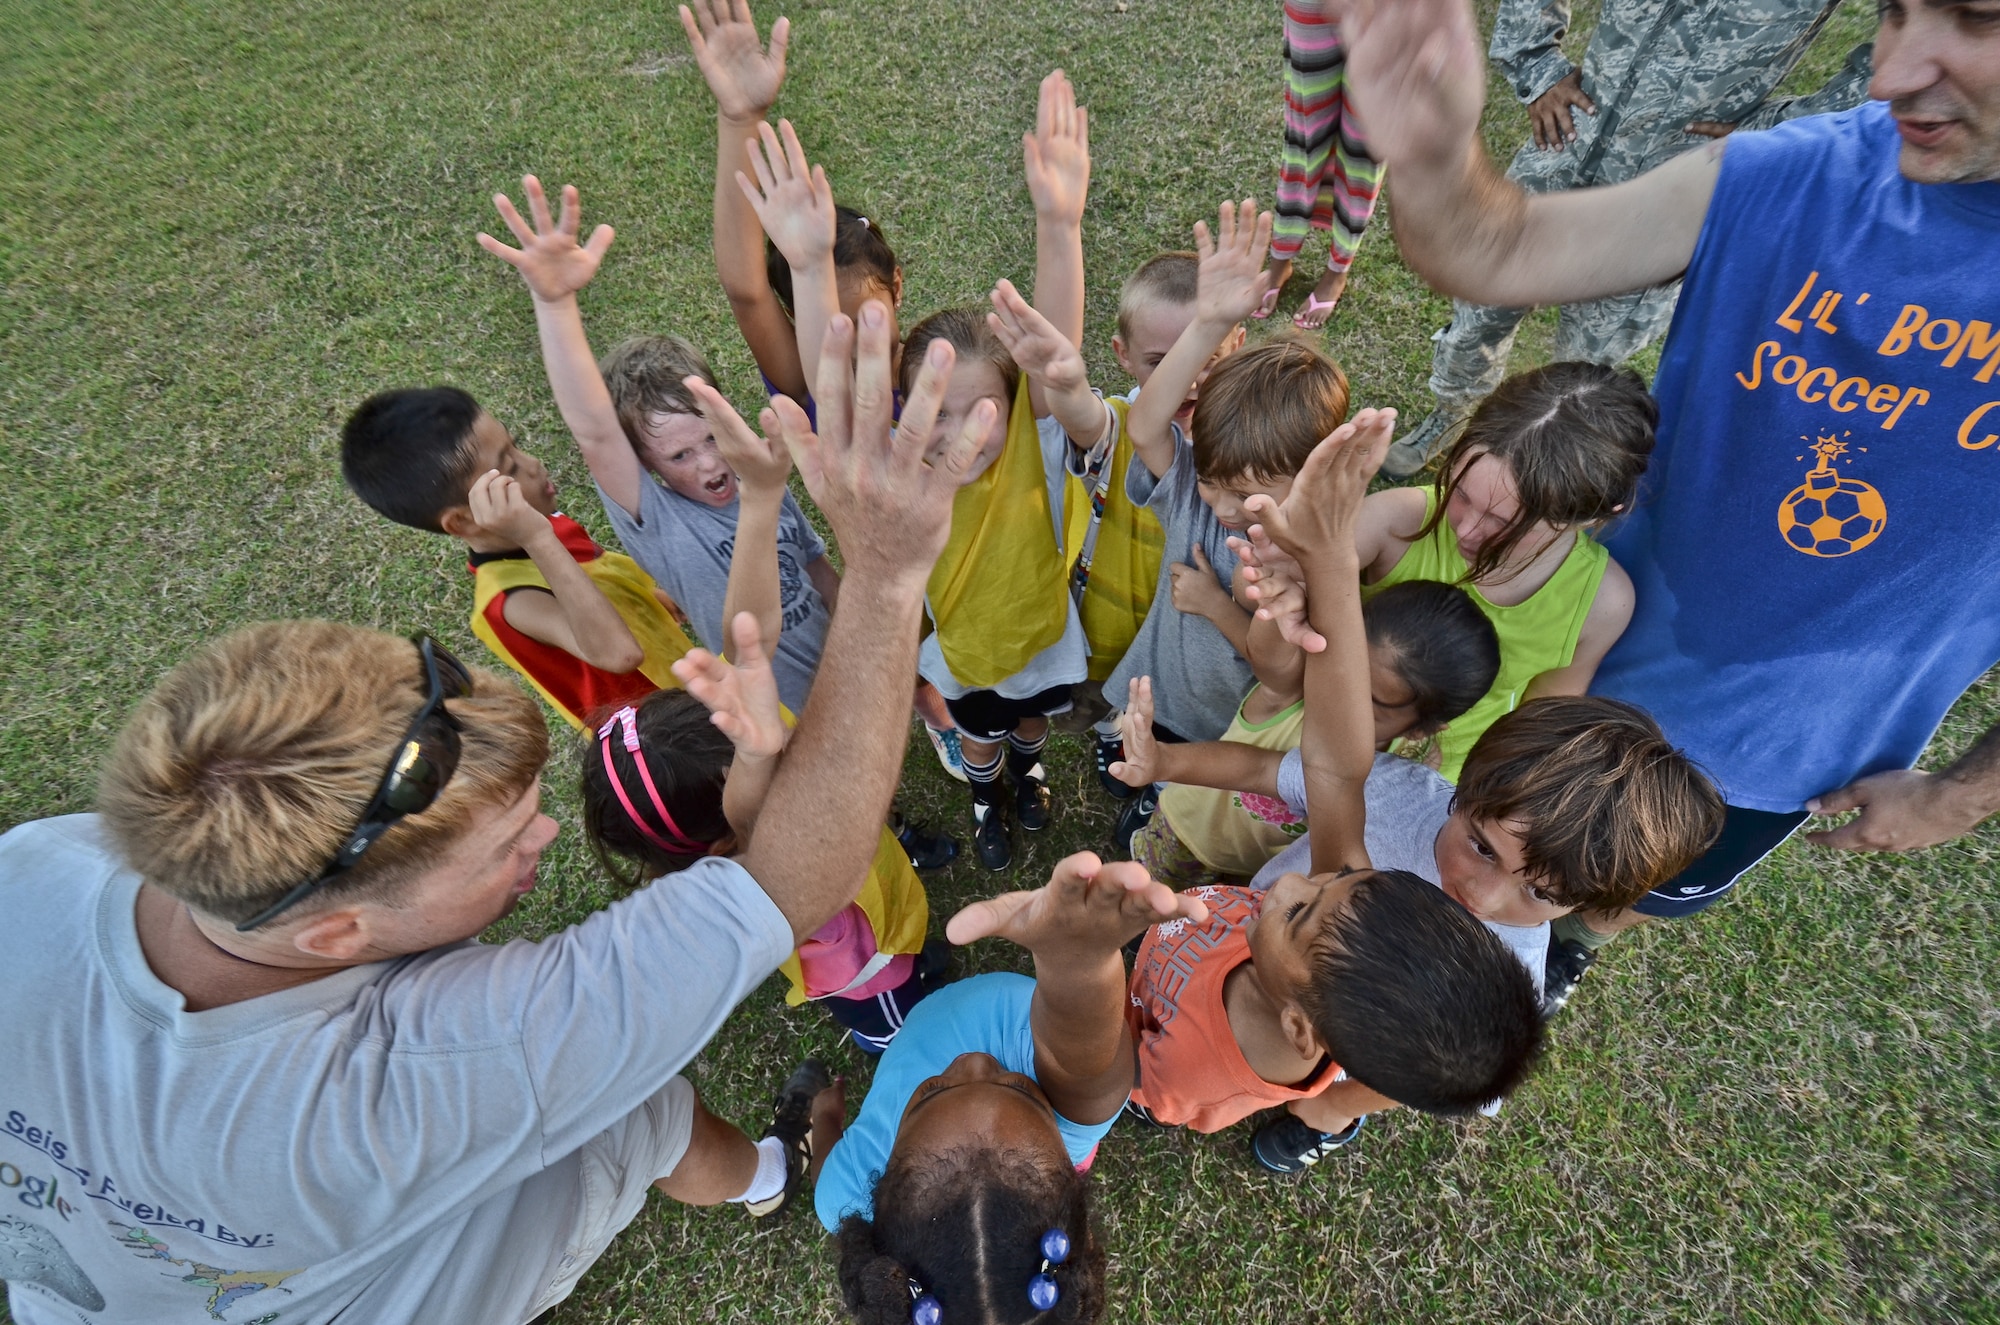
top-left (1096, 734), bottom-right (1135, 800)
top-left (892, 813), bottom-right (959, 872)
top-left (1112, 786), bottom-right (1157, 857)
top-left (1541, 937), bottom-right (1598, 1017)
top-left (1250, 1112), bottom-right (1366, 1175)
top-left (1015, 763), bottom-right (1051, 832)
top-left (1121, 1098), bottom-right (1170, 1129)
top-left (972, 801), bottom-right (1012, 871)
top-left (914, 936), bottom-right (956, 992)
top-left (748, 1059), bottom-right (832, 1218)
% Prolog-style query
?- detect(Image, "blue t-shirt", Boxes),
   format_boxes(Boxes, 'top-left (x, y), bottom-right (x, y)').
top-left (813, 973), bottom-right (1118, 1232)
top-left (1592, 102), bottom-right (2000, 811)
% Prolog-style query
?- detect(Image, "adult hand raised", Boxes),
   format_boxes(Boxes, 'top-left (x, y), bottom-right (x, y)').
top-left (768, 302), bottom-right (990, 588)
top-left (1322, 0), bottom-right (1486, 172)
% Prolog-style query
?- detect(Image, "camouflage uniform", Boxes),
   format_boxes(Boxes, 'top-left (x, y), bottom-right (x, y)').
top-left (1427, 0), bottom-right (1874, 411)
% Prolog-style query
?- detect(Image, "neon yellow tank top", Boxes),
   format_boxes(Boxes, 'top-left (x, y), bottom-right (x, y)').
top-left (1369, 488), bottom-right (1608, 781)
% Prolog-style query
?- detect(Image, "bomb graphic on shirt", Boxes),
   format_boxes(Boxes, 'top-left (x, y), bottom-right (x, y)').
top-left (1777, 434), bottom-right (1886, 558)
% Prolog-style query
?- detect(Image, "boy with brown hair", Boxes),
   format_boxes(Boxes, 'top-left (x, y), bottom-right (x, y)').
top-left (341, 385), bottom-right (694, 730)
top-left (1122, 409), bottom-right (1544, 1176)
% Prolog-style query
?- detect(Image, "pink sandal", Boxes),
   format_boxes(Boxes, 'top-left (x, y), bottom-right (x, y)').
top-left (1252, 285), bottom-right (1282, 320)
top-left (1292, 291), bottom-right (1339, 330)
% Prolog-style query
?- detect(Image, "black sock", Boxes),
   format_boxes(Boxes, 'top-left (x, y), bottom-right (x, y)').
top-left (964, 746), bottom-right (1004, 811)
top-left (1006, 729), bottom-right (1048, 781)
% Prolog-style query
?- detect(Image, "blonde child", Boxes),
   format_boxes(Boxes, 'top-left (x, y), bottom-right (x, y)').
top-left (1352, 360), bottom-right (1653, 780)
top-left (741, 74), bottom-right (1096, 872)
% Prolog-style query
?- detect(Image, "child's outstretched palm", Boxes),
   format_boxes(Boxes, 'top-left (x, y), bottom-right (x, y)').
top-left (1245, 408), bottom-right (1397, 566)
top-left (986, 280), bottom-right (1088, 397)
top-left (1024, 70), bottom-right (1089, 226)
top-left (478, 177), bottom-right (614, 304)
top-left (686, 378), bottom-right (793, 497)
top-left (946, 852), bottom-right (1209, 958)
top-left (738, 120), bottom-right (836, 270)
top-left (1230, 528), bottom-right (1327, 653)
top-left (1194, 199), bottom-right (1276, 327)
top-left (679, 0), bottom-right (790, 121)
top-left (1108, 676), bottom-right (1160, 789)
top-left (673, 612), bottom-right (789, 760)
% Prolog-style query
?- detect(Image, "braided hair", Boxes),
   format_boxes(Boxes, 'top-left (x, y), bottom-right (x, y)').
top-left (834, 1148), bottom-right (1107, 1323)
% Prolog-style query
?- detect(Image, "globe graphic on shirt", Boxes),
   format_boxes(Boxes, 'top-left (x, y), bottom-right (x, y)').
top-left (1776, 435), bottom-right (1886, 558)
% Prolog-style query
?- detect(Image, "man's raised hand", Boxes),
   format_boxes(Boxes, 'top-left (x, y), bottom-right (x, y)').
top-left (1323, 0), bottom-right (1485, 173)
top-left (945, 852), bottom-right (1210, 956)
top-left (478, 177), bottom-right (614, 304)
top-left (770, 303), bottom-right (989, 586)
top-left (679, 0), bottom-right (789, 122)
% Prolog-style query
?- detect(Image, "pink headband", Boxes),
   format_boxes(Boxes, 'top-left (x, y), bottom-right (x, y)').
top-left (597, 707), bottom-right (707, 854)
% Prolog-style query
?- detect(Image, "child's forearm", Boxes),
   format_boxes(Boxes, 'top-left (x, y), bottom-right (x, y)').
top-left (1292, 1079), bottom-right (1399, 1132)
top-left (1200, 595), bottom-right (1254, 657)
top-left (1044, 376), bottom-right (1110, 451)
top-left (1246, 611), bottom-right (1306, 702)
top-left (1126, 315), bottom-right (1232, 477)
top-left (1030, 947), bottom-right (1132, 1097)
top-left (714, 110), bottom-right (807, 399)
top-left (721, 749), bottom-right (780, 844)
top-left (722, 490), bottom-right (786, 659)
top-left (1300, 547), bottom-right (1375, 874)
top-left (1150, 741), bottom-right (1283, 799)
top-left (530, 293), bottom-right (644, 514)
top-left (517, 531), bottom-right (646, 673)
top-left (788, 254), bottom-right (842, 399)
top-left (1031, 217), bottom-right (1086, 418)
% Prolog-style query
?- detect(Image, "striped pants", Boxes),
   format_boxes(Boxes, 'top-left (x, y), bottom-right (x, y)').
top-left (1271, 0), bottom-right (1383, 272)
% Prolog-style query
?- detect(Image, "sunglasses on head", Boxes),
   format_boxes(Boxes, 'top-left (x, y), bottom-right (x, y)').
top-left (235, 635), bottom-right (474, 932)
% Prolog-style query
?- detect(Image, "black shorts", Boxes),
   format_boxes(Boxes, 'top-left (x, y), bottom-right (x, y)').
top-left (944, 683), bottom-right (1075, 741)
top-left (1630, 804), bottom-right (1808, 919)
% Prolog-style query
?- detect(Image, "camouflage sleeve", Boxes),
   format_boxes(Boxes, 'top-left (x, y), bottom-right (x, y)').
top-left (1737, 42), bottom-right (1874, 131)
top-left (1488, 0), bottom-right (1576, 104)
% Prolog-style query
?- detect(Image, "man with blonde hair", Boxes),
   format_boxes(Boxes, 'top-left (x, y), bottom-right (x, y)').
top-left (0, 304), bottom-right (987, 1324)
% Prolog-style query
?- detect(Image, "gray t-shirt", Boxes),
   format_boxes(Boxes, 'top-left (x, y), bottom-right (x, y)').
top-left (597, 476), bottom-right (829, 713)
top-left (0, 815), bottom-right (793, 1325)
top-left (917, 416), bottom-right (1089, 701)
top-left (1256, 752), bottom-right (1549, 993)
top-left (1104, 424), bottom-right (1254, 741)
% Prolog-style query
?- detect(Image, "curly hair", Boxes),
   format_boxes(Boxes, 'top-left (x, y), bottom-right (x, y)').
top-left (834, 1147), bottom-right (1108, 1323)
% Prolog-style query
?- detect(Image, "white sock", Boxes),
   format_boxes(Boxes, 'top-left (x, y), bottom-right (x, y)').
top-left (727, 1135), bottom-right (789, 1205)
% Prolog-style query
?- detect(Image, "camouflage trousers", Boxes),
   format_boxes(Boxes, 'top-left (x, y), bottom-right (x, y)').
top-left (1427, 135), bottom-right (1683, 410)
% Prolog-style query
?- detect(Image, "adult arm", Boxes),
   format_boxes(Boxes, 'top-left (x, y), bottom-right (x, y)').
top-left (1805, 724), bottom-right (2000, 853)
top-left (681, 0), bottom-right (809, 400)
top-left (470, 471), bottom-right (645, 672)
top-left (692, 305), bottom-right (990, 943)
top-left (1330, 0), bottom-right (1722, 308)
top-left (1522, 557), bottom-right (1632, 699)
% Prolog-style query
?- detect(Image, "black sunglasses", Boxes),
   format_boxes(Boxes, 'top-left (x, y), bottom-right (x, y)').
top-left (236, 636), bottom-right (475, 932)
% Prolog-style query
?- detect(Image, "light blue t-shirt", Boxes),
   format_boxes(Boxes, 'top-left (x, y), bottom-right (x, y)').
top-left (813, 973), bottom-right (1116, 1232)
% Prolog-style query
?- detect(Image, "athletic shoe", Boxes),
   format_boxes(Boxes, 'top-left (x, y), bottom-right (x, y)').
top-left (748, 1059), bottom-right (833, 1218)
top-left (1541, 937), bottom-right (1599, 1017)
top-left (1250, 1112), bottom-right (1366, 1175)
top-left (924, 723), bottom-right (969, 782)
top-left (914, 936), bottom-right (956, 993)
top-left (893, 813), bottom-right (960, 871)
top-left (1015, 763), bottom-right (1051, 832)
top-left (1381, 405), bottom-right (1473, 480)
top-left (972, 801), bottom-right (1012, 871)
top-left (1095, 733), bottom-right (1135, 800)
top-left (1121, 1098), bottom-right (1170, 1129)
top-left (1112, 787), bottom-right (1157, 857)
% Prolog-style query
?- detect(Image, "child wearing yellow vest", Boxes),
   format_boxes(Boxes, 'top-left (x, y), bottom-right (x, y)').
top-left (340, 386), bottom-right (694, 731)
top-left (1351, 362), bottom-right (1655, 781)
top-left (582, 382), bottom-right (941, 1053)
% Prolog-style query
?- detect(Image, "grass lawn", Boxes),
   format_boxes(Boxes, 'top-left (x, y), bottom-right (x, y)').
top-left (6, 0), bottom-right (1994, 1321)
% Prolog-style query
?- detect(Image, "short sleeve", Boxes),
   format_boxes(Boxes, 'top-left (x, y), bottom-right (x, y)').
top-left (1276, 748), bottom-right (1308, 814)
top-left (1126, 422), bottom-right (1189, 510)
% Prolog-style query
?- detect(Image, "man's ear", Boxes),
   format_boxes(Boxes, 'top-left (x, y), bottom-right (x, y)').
top-left (289, 907), bottom-right (374, 962)
top-left (438, 504), bottom-right (480, 540)
top-left (1278, 1000), bottom-right (1327, 1063)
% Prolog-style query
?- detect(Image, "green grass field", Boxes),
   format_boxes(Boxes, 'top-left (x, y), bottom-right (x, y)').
top-left (7, 0), bottom-right (1995, 1321)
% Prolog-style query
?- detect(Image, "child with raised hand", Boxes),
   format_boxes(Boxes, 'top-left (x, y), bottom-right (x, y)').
top-left (582, 389), bottom-right (944, 1054)
top-left (680, 0), bottom-right (903, 408)
top-left (340, 388), bottom-right (694, 730)
top-left (814, 852), bottom-right (1209, 1322)
top-left (1351, 361), bottom-right (1652, 781)
top-left (743, 76), bottom-right (1097, 873)
top-left (1110, 574), bottom-right (1500, 884)
top-left (1122, 409), bottom-right (1547, 1176)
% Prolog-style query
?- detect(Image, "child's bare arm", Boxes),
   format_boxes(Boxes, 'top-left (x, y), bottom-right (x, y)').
top-left (738, 120), bottom-right (841, 394)
top-left (1106, 677), bottom-right (1284, 798)
top-left (987, 280), bottom-right (1109, 447)
top-left (469, 471), bottom-right (645, 672)
top-left (680, 0), bottom-right (806, 399)
top-left (1025, 70), bottom-right (1090, 419)
top-left (1525, 558), bottom-right (1633, 698)
top-left (1126, 201), bottom-right (1273, 479)
top-left (1291, 1079), bottom-right (1400, 1133)
top-left (946, 854), bottom-right (1209, 1126)
top-left (680, 613), bottom-right (791, 843)
top-left (1246, 409), bottom-right (1398, 875)
top-left (478, 177), bottom-right (646, 517)
top-left (687, 380), bottom-right (795, 658)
